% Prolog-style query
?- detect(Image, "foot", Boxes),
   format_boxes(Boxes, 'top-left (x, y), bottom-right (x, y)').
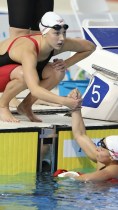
top-left (0, 106), bottom-right (20, 122)
top-left (17, 103), bottom-right (42, 122)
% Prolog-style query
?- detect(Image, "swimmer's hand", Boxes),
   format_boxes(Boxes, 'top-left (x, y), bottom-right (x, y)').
top-left (68, 89), bottom-right (82, 100)
top-left (68, 89), bottom-right (82, 110)
top-left (52, 59), bottom-right (66, 72)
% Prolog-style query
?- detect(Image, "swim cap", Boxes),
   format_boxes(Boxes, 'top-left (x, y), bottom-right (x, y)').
top-left (39, 11), bottom-right (65, 35)
top-left (106, 135), bottom-right (118, 160)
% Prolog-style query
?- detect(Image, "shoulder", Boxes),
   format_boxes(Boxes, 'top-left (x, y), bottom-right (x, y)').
top-left (103, 164), bottom-right (118, 179)
top-left (85, 165), bottom-right (118, 182)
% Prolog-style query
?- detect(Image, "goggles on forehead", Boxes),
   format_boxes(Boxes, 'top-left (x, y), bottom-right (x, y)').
top-left (41, 22), bottom-right (69, 31)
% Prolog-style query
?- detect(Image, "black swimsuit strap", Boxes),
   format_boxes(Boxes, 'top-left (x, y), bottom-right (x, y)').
top-left (99, 166), bottom-right (106, 170)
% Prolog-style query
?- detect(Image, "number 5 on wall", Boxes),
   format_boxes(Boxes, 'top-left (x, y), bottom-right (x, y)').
top-left (82, 76), bottom-right (109, 108)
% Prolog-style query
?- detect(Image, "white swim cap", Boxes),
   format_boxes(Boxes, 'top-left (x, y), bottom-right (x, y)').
top-left (39, 11), bottom-right (65, 35)
top-left (106, 135), bottom-right (118, 160)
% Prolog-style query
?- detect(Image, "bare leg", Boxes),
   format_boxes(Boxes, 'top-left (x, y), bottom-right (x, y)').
top-left (17, 93), bottom-right (43, 122)
top-left (6, 27), bottom-right (31, 109)
top-left (17, 64), bottom-right (65, 121)
top-left (9, 97), bottom-right (21, 108)
top-left (0, 80), bottom-right (26, 122)
top-left (0, 66), bottom-right (27, 122)
top-left (0, 94), bottom-right (21, 108)
top-left (8, 66), bottom-right (42, 122)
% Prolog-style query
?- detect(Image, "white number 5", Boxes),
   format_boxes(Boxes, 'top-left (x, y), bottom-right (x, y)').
top-left (91, 85), bottom-right (100, 103)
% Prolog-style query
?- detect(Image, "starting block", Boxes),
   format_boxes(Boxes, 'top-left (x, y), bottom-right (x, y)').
top-left (82, 65), bottom-right (118, 122)
top-left (78, 27), bottom-right (118, 122)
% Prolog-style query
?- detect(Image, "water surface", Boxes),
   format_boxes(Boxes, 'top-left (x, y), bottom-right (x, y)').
top-left (0, 173), bottom-right (118, 210)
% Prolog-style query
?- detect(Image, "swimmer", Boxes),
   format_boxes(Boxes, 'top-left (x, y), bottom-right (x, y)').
top-left (0, 12), bottom-right (95, 122)
top-left (55, 89), bottom-right (118, 182)
top-left (6, 0), bottom-right (54, 107)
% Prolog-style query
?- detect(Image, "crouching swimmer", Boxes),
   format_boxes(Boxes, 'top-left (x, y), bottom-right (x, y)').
top-left (0, 12), bottom-right (95, 122)
top-left (54, 89), bottom-right (118, 182)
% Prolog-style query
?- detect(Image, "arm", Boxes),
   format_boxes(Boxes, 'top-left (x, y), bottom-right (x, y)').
top-left (65, 165), bottom-right (117, 182)
top-left (54, 38), bottom-right (96, 68)
top-left (21, 50), bottom-right (81, 109)
top-left (72, 110), bottom-right (97, 162)
top-left (68, 89), bottom-right (97, 162)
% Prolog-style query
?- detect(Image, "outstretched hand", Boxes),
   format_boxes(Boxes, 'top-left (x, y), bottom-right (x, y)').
top-left (68, 89), bottom-right (82, 107)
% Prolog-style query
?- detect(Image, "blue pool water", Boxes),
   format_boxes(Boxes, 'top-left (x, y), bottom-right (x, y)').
top-left (0, 173), bottom-right (118, 210)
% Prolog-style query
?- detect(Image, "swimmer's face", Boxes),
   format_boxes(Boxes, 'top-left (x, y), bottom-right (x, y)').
top-left (96, 146), bottom-right (111, 164)
top-left (45, 26), bottom-right (68, 50)
top-left (97, 138), bottom-right (115, 164)
top-left (45, 24), bottom-right (68, 50)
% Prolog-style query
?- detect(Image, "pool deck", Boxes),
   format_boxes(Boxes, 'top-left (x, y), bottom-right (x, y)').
top-left (0, 103), bottom-right (118, 130)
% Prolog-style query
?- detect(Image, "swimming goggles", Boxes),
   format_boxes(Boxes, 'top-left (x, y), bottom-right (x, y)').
top-left (99, 138), bottom-right (118, 157)
top-left (99, 138), bottom-right (113, 152)
top-left (41, 22), bottom-right (69, 31)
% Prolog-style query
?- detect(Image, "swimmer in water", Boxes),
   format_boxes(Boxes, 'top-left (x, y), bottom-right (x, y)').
top-left (55, 89), bottom-right (118, 182)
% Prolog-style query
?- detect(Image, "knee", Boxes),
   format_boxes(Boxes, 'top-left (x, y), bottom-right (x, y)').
top-left (10, 68), bottom-right (26, 84)
top-left (53, 70), bottom-right (65, 83)
top-left (18, 72), bottom-right (27, 88)
top-left (17, 70), bottom-right (24, 80)
top-left (42, 64), bottom-right (65, 85)
top-left (16, 71), bottom-right (26, 84)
